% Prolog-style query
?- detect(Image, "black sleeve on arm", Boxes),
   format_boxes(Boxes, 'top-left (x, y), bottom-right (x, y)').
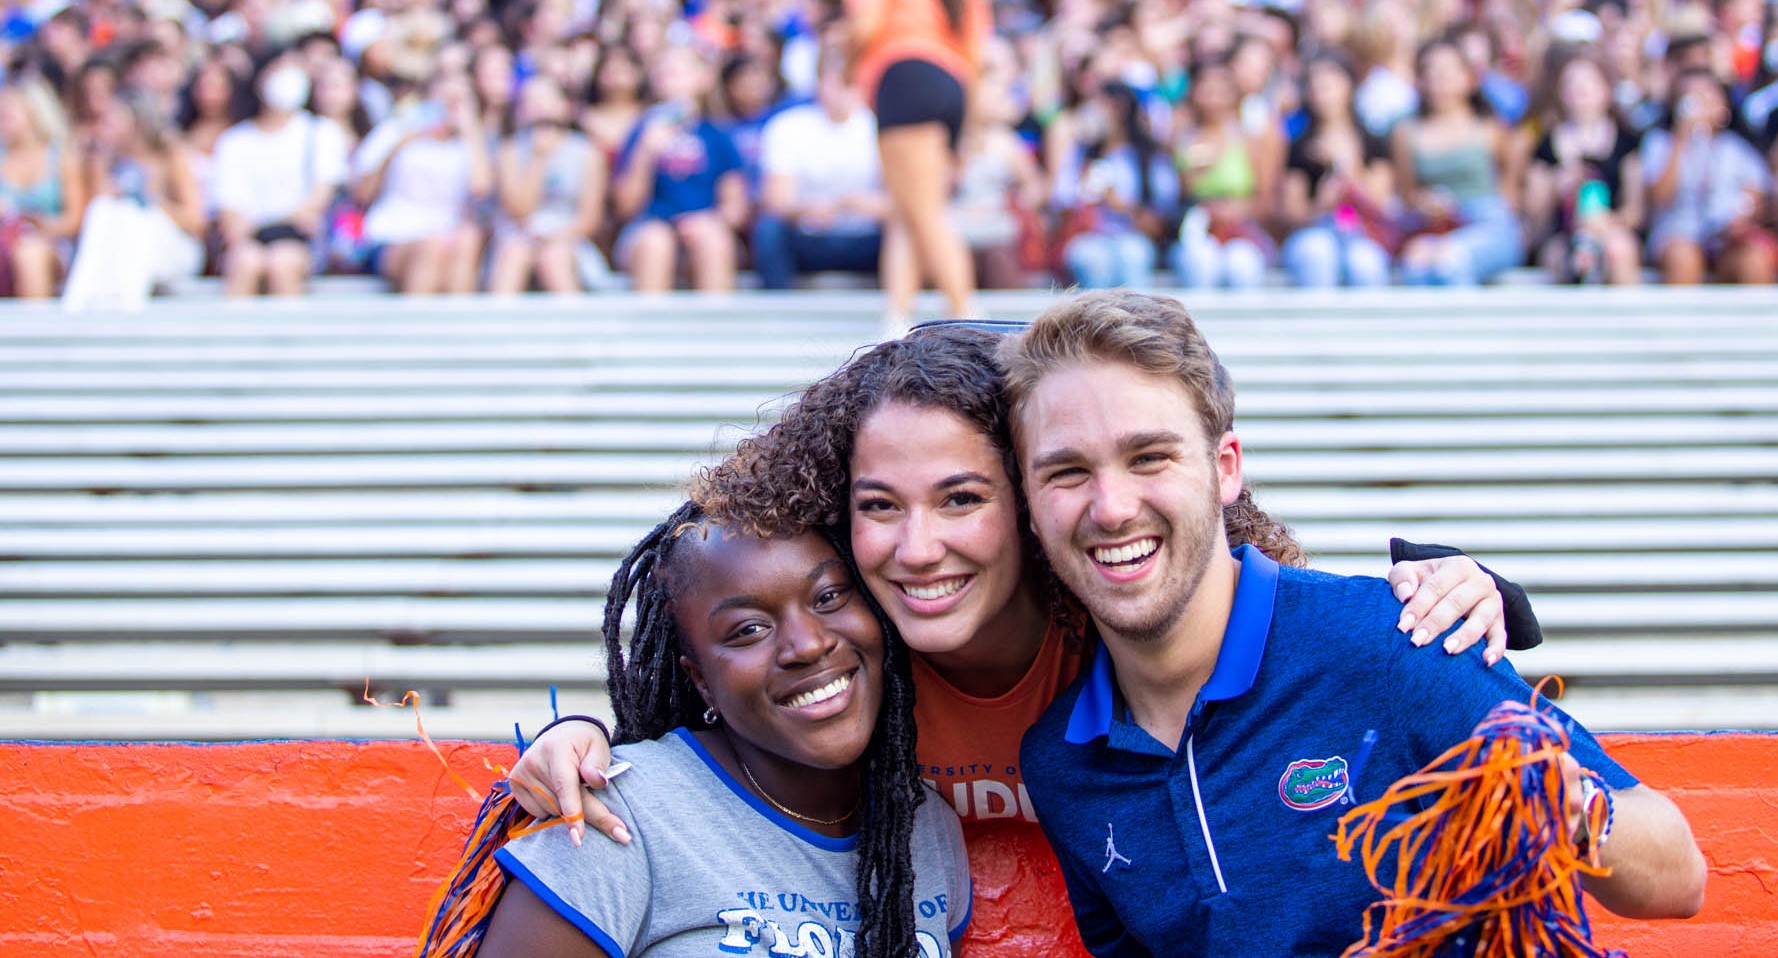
top-left (1389, 538), bottom-right (1545, 651)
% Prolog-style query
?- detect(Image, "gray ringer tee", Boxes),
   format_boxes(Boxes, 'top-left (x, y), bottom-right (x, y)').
top-left (496, 727), bottom-right (972, 958)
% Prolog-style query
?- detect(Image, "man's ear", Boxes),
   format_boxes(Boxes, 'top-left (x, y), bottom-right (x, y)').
top-left (1217, 432), bottom-right (1243, 506)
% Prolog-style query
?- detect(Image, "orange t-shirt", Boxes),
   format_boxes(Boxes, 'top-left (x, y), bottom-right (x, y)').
top-left (911, 619), bottom-right (1092, 825)
top-left (912, 620), bottom-right (1096, 957)
top-left (846, 0), bottom-right (992, 105)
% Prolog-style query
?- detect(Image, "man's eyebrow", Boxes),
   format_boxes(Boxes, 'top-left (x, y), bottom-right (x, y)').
top-left (1118, 430), bottom-right (1188, 451)
top-left (1029, 448), bottom-right (1083, 474)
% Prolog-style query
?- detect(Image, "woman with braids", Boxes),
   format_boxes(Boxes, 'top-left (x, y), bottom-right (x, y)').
top-left (470, 502), bottom-right (969, 958)
top-left (507, 321), bottom-right (1539, 952)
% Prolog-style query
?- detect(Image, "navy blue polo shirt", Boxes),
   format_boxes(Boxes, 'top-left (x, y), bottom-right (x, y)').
top-left (1021, 545), bottom-right (1637, 958)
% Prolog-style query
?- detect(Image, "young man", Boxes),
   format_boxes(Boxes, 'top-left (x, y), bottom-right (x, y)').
top-left (1002, 291), bottom-right (1705, 956)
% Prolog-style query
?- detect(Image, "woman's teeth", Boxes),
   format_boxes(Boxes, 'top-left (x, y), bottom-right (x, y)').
top-left (785, 673), bottom-right (852, 710)
top-left (902, 577), bottom-right (968, 601)
top-left (1093, 538), bottom-right (1159, 566)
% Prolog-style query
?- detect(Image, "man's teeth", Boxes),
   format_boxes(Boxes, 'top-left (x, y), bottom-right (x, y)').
top-left (1092, 539), bottom-right (1159, 565)
top-left (903, 577), bottom-right (967, 601)
top-left (786, 674), bottom-right (852, 710)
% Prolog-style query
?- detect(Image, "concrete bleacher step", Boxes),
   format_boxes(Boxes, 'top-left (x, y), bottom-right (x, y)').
top-left (4, 591), bottom-right (1774, 643)
top-left (10, 385), bottom-right (1778, 424)
top-left (6, 517), bottom-right (1777, 560)
top-left (5, 633), bottom-right (1776, 692)
top-left (2, 415), bottom-right (1776, 457)
top-left (0, 483), bottom-right (1771, 527)
top-left (3, 448), bottom-right (1775, 493)
top-left (8, 552), bottom-right (1772, 599)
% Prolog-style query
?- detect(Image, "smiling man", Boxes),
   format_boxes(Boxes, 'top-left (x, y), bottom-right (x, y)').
top-left (1001, 291), bottom-right (1705, 956)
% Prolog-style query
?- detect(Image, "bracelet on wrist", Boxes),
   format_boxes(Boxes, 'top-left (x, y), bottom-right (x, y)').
top-left (536, 713), bottom-right (611, 744)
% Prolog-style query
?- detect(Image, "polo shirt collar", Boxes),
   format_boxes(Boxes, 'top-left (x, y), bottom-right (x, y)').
top-left (1064, 544), bottom-right (1281, 745)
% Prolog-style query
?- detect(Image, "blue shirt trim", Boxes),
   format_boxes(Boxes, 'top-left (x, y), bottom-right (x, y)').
top-left (494, 846), bottom-right (629, 958)
top-left (671, 727), bottom-right (861, 852)
top-left (1064, 545), bottom-right (1281, 744)
top-left (949, 880), bottom-right (974, 942)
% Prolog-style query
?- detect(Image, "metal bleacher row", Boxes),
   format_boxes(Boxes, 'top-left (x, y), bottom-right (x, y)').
top-left (1, 287), bottom-right (1775, 740)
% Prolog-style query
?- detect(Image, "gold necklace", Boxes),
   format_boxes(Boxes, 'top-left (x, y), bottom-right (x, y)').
top-left (738, 758), bottom-right (861, 827)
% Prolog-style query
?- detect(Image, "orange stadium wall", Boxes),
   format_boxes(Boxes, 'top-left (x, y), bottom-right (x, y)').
top-left (1, 734), bottom-right (1774, 958)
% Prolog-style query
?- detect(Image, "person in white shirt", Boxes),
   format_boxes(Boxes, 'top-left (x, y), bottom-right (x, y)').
top-left (488, 76), bottom-right (606, 294)
top-left (211, 54), bottom-right (349, 296)
top-left (752, 52), bottom-right (910, 292)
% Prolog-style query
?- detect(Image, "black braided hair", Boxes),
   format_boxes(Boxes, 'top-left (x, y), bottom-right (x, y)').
top-left (601, 502), bottom-right (925, 958)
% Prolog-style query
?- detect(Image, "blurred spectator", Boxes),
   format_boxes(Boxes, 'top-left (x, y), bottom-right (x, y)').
top-left (1, 0), bottom-right (1775, 300)
top-left (611, 43), bottom-right (746, 293)
top-left (751, 54), bottom-right (894, 290)
top-left (1392, 35), bottom-right (1524, 286)
top-left (850, 0), bottom-right (990, 319)
top-left (178, 58), bottom-right (249, 230)
top-left (1060, 81), bottom-right (1177, 289)
top-left (62, 95), bottom-right (203, 310)
top-left (0, 77), bottom-right (81, 299)
top-left (1642, 68), bottom-right (1776, 284)
top-left (489, 75), bottom-right (607, 293)
top-left (580, 44), bottom-right (646, 163)
top-left (70, 60), bottom-right (123, 141)
top-left (1172, 55), bottom-right (1279, 289)
top-left (1280, 52), bottom-right (1396, 287)
top-left (212, 55), bottom-right (349, 296)
top-left (309, 56), bottom-right (376, 275)
top-left (1230, 31), bottom-right (1288, 137)
top-left (1351, 1), bottom-right (1419, 138)
top-left (949, 37), bottom-right (1045, 290)
top-left (1453, 22), bottom-right (1529, 125)
top-left (471, 42), bottom-right (516, 138)
top-left (1523, 52), bottom-right (1644, 284)
top-left (714, 52), bottom-right (783, 195)
top-left (33, 7), bottom-right (92, 97)
top-left (311, 55), bottom-right (373, 155)
top-left (353, 68), bottom-right (492, 294)
top-left (120, 40), bottom-right (184, 122)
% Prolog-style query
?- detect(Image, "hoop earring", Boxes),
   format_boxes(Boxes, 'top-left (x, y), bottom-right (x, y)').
top-left (702, 707), bottom-right (720, 726)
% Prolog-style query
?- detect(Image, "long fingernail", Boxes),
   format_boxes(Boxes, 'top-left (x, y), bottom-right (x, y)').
top-left (1394, 582), bottom-right (1414, 601)
top-left (613, 824), bottom-right (631, 845)
top-left (1412, 628), bottom-right (1430, 646)
top-left (1398, 612), bottom-right (1417, 633)
top-left (1444, 638), bottom-right (1460, 654)
top-left (571, 825), bottom-right (583, 848)
top-left (1486, 650), bottom-right (1501, 666)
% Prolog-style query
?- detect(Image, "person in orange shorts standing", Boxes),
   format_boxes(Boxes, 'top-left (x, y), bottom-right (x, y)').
top-left (847, 0), bottom-right (989, 326)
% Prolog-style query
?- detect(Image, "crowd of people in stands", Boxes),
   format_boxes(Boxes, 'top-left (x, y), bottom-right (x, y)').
top-left (0, 0), bottom-right (1775, 301)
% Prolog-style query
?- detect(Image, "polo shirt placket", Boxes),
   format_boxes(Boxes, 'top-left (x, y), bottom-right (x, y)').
top-left (1050, 547), bottom-right (1282, 935)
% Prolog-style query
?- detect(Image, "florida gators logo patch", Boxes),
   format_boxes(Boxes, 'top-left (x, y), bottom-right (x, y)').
top-left (1278, 756), bottom-right (1350, 811)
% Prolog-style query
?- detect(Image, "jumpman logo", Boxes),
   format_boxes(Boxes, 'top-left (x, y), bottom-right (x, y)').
top-left (1102, 823), bottom-right (1133, 873)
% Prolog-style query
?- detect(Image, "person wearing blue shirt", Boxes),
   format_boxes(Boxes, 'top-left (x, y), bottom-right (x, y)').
top-left (612, 44), bottom-right (748, 293)
top-left (999, 290), bottom-right (1706, 957)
